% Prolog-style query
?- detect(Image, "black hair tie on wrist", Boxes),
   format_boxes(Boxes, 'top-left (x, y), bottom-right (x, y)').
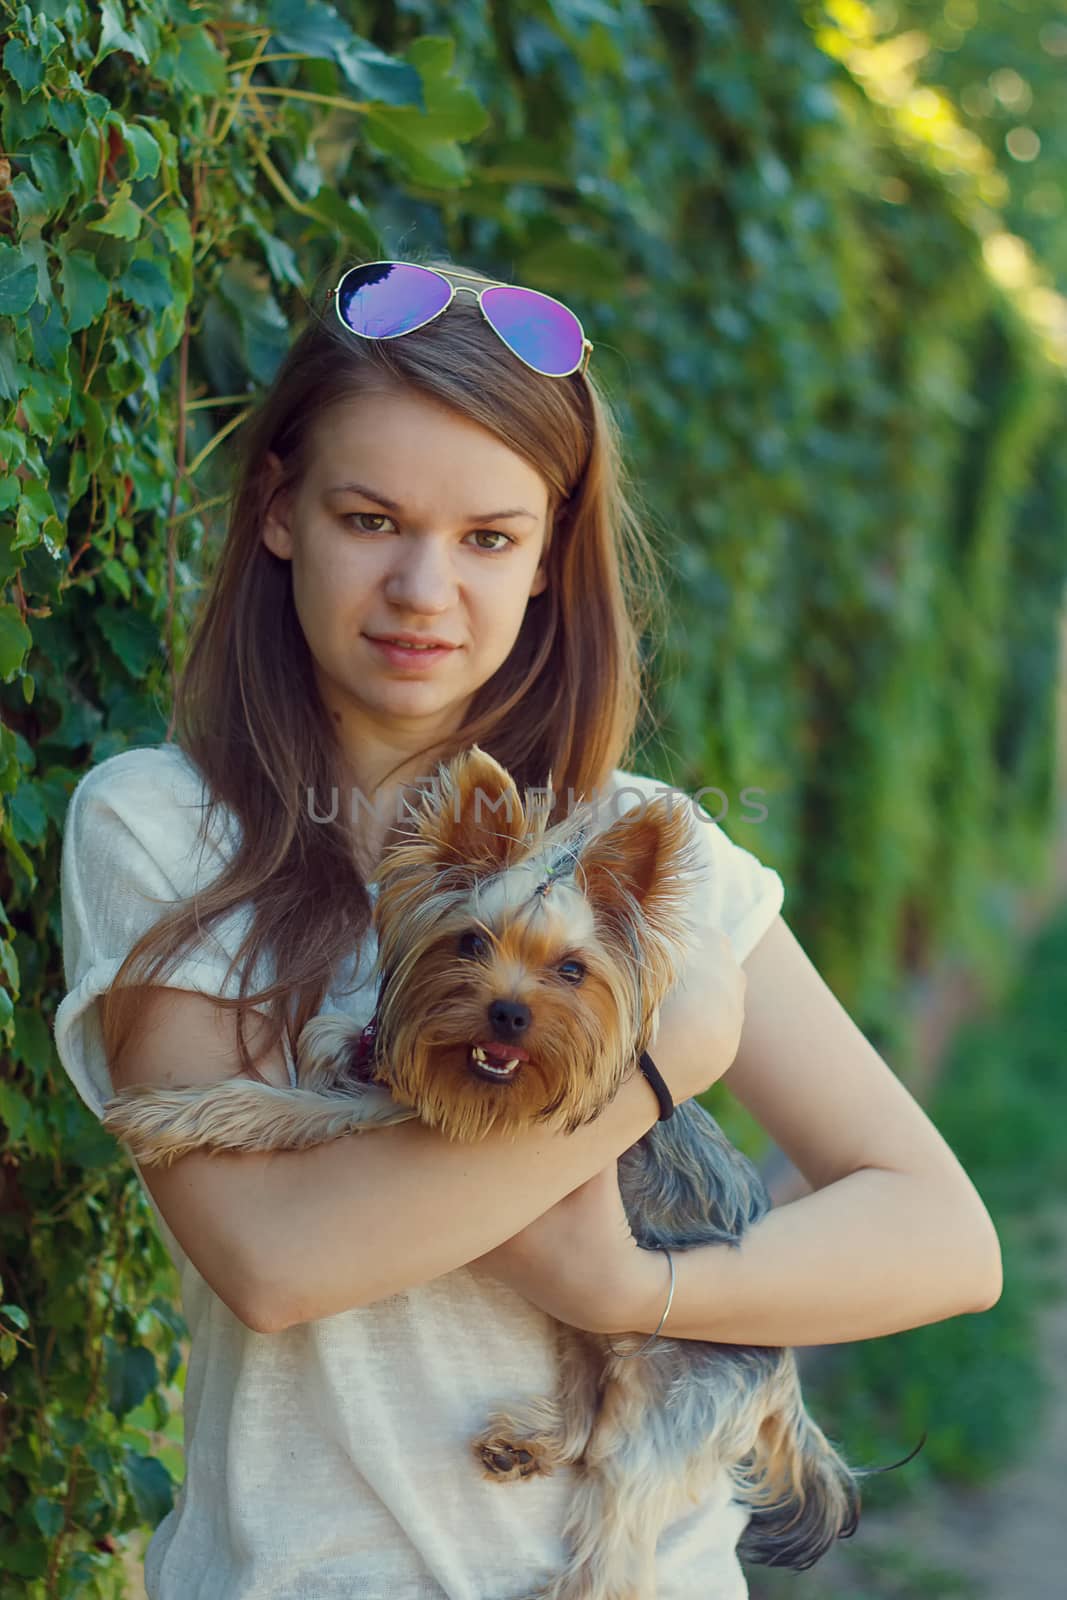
top-left (638, 1050), bottom-right (675, 1121)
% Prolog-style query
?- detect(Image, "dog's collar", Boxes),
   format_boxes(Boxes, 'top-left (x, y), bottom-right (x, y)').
top-left (352, 1014), bottom-right (379, 1080)
top-left (351, 966), bottom-right (392, 1082)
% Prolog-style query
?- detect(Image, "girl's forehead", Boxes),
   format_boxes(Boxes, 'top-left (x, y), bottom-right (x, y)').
top-left (305, 392), bottom-right (552, 498)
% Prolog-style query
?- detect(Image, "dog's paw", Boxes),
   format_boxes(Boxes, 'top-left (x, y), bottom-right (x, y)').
top-left (472, 1433), bottom-right (551, 1483)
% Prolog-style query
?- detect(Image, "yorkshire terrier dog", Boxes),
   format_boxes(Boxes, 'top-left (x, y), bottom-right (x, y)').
top-left (101, 745), bottom-right (906, 1600)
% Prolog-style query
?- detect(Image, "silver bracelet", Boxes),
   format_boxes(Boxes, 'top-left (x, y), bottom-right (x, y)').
top-left (605, 1247), bottom-right (675, 1359)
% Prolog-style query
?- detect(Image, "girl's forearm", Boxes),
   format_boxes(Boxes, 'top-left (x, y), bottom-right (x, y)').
top-left (617, 1167), bottom-right (1003, 1346)
top-left (261, 1068), bottom-right (661, 1329)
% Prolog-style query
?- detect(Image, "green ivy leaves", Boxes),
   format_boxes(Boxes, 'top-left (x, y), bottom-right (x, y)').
top-left (0, 605), bottom-right (32, 679)
top-left (0, 244), bottom-right (38, 316)
top-left (265, 0), bottom-right (426, 107)
top-left (363, 36), bottom-right (491, 188)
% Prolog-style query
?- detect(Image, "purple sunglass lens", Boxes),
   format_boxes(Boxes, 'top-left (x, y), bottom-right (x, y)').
top-left (337, 262), bottom-right (452, 338)
top-left (480, 285), bottom-right (584, 376)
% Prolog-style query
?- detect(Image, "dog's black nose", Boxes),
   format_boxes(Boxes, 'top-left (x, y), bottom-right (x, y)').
top-left (487, 998), bottom-right (531, 1038)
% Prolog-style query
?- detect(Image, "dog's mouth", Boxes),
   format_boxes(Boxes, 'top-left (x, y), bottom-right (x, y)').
top-left (468, 1041), bottom-right (531, 1083)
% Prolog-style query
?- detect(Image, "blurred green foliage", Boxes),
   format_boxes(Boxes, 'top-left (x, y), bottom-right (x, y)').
top-left (888, 0), bottom-right (1067, 293)
top-left (1, 0), bottom-right (1064, 1590)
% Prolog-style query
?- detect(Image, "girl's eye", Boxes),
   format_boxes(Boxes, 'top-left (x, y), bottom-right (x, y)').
top-left (346, 513), bottom-right (391, 533)
top-left (469, 529), bottom-right (514, 552)
top-left (459, 930), bottom-right (489, 959)
top-left (558, 959), bottom-right (586, 984)
top-left (344, 513), bottom-right (513, 552)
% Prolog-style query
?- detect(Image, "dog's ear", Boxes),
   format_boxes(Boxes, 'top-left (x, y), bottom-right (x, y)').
top-left (579, 793), bottom-right (701, 948)
top-left (393, 745), bottom-right (527, 877)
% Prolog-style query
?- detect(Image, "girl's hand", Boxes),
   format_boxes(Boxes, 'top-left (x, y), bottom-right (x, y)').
top-left (468, 1162), bottom-right (644, 1335)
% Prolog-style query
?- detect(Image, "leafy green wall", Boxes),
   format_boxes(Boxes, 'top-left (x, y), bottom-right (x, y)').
top-left (1, 0), bottom-right (1064, 1589)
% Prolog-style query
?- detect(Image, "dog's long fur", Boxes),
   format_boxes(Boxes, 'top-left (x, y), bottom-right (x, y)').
top-left (101, 746), bottom-right (878, 1599)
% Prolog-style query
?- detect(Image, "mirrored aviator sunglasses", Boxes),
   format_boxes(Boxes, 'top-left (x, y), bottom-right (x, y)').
top-left (331, 260), bottom-right (593, 379)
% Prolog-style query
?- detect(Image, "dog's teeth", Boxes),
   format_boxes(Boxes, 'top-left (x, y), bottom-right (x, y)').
top-left (469, 1044), bottom-right (520, 1078)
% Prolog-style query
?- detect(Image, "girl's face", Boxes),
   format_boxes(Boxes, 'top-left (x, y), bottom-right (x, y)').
top-left (261, 386), bottom-right (551, 757)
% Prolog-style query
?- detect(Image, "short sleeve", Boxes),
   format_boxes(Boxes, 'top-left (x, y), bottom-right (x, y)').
top-left (53, 744), bottom-right (292, 1122)
top-left (607, 768), bottom-right (785, 965)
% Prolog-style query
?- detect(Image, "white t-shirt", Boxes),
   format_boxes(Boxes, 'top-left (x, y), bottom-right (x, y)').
top-left (53, 744), bottom-right (785, 1600)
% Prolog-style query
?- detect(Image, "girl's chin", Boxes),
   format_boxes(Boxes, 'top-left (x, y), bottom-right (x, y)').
top-left (360, 680), bottom-right (469, 717)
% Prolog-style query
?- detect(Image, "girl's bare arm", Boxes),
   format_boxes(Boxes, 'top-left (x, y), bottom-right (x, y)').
top-left (110, 926), bottom-right (746, 1332)
top-left (109, 985), bottom-right (667, 1331)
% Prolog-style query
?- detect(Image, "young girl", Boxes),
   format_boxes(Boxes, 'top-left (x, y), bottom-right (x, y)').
top-left (54, 257), bottom-right (1001, 1600)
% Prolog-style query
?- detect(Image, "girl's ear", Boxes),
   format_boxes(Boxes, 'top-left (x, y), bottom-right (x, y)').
top-left (529, 527), bottom-right (551, 596)
top-left (261, 451), bottom-right (294, 561)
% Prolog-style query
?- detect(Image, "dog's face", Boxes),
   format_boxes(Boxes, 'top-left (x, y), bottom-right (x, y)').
top-left (365, 746), bottom-right (705, 1142)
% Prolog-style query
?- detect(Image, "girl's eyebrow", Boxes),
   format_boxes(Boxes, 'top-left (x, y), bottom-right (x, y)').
top-left (324, 479), bottom-right (539, 523)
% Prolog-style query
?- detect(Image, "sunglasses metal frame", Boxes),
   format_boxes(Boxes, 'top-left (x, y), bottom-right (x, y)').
top-left (329, 260), bottom-right (594, 379)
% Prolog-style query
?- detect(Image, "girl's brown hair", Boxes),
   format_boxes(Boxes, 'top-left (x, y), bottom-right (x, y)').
top-left (100, 255), bottom-right (668, 1082)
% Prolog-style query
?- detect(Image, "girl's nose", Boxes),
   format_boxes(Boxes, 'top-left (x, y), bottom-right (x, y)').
top-left (383, 539), bottom-right (456, 612)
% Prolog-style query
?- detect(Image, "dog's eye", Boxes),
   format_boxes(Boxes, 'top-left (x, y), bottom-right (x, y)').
top-left (558, 959), bottom-right (586, 984)
top-left (458, 930), bottom-right (489, 959)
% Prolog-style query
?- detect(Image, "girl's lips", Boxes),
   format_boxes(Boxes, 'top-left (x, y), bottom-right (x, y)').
top-left (366, 636), bottom-right (458, 669)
